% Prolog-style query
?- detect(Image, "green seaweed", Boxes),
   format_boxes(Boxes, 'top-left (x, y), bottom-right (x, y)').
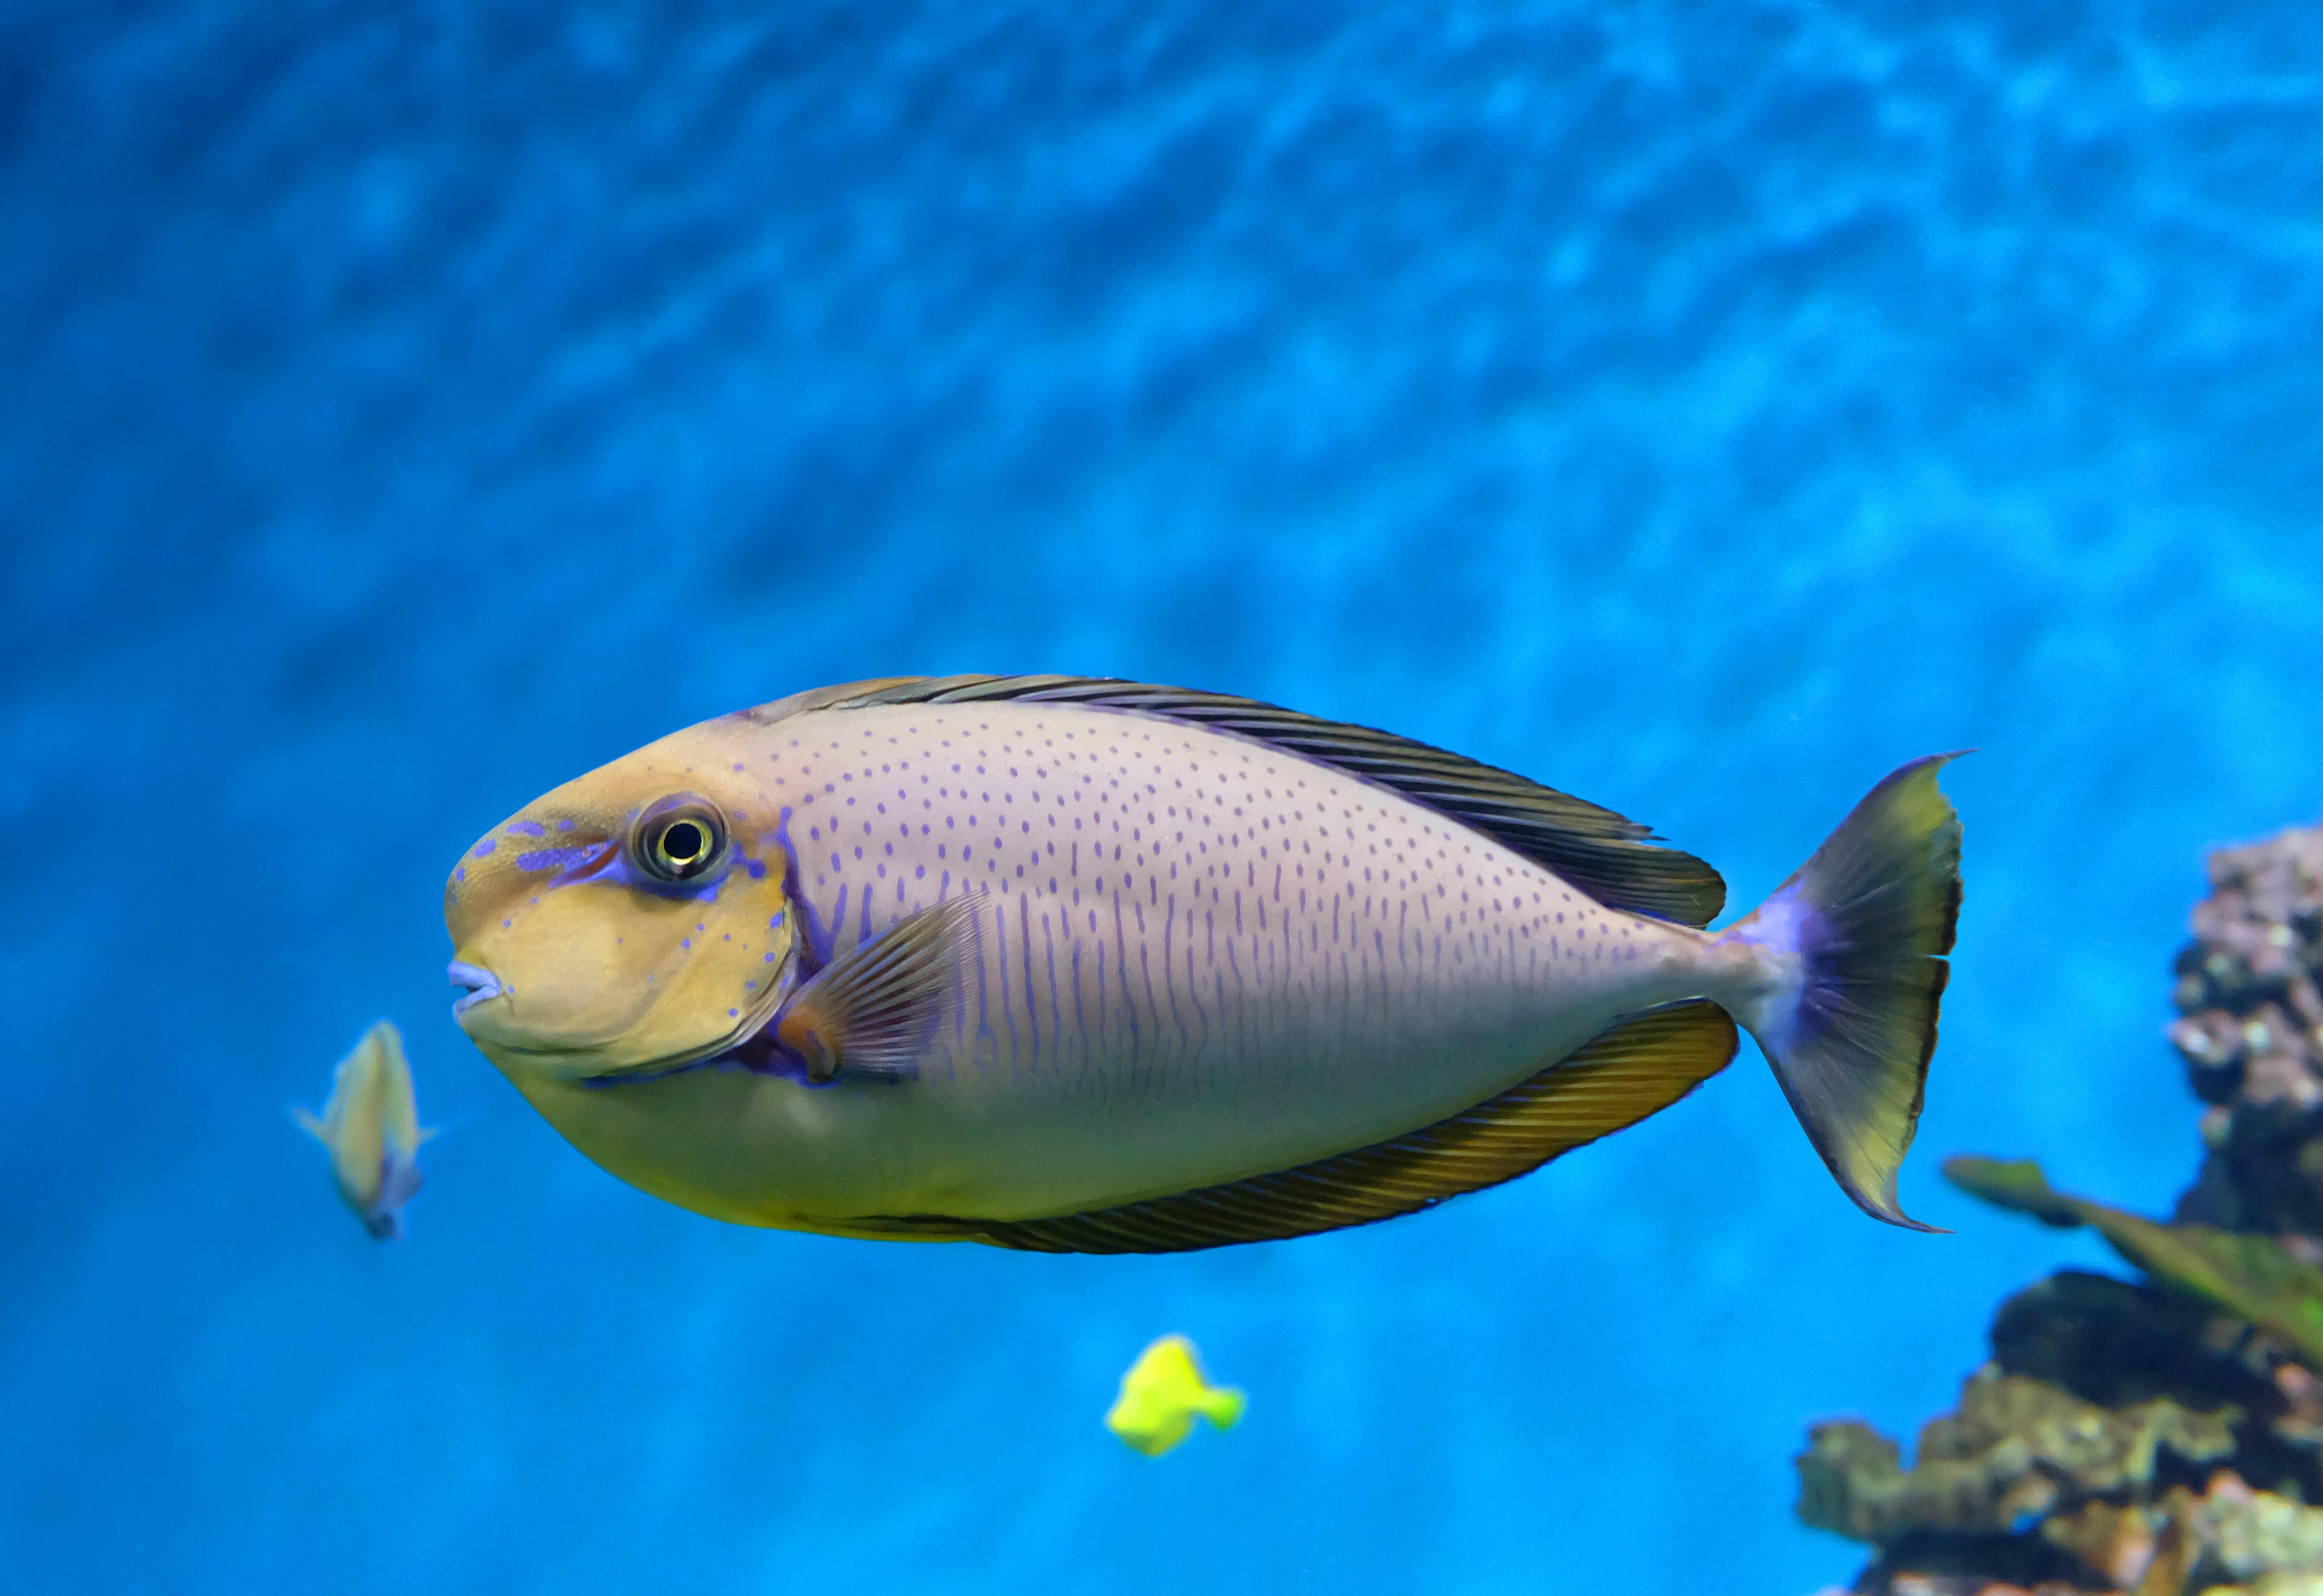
top-left (1943, 1156), bottom-right (2323, 1370)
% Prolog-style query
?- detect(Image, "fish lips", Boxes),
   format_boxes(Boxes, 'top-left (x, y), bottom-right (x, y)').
top-left (448, 960), bottom-right (505, 1018)
top-left (449, 956), bottom-right (788, 1085)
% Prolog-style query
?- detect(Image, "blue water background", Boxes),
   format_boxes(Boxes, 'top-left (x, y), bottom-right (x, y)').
top-left (5, 2), bottom-right (2322, 1590)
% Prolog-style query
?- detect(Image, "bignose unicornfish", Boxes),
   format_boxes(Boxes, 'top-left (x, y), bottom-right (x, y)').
top-left (443, 675), bottom-right (1964, 1252)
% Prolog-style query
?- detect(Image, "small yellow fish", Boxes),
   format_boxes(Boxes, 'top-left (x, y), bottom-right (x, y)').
top-left (1106, 1335), bottom-right (1246, 1456)
top-left (295, 1020), bottom-right (434, 1240)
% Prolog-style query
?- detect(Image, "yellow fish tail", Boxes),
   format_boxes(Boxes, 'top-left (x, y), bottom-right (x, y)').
top-left (1199, 1385), bottom-right (1246, 1432)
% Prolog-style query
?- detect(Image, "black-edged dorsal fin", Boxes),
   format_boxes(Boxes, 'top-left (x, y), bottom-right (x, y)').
top-left (781, 674), bottom-right (1724, 927)
top-left (870, 1000), bottom-right (1738, 1254)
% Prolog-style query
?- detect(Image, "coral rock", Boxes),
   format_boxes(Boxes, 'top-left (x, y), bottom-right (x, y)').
top-left (1796, 1367), bottom-right (2235, 1549)
top-left (2039, 1497), bottom-right (2158, 1586)
top-left (2167, 1470), bottom-right (2323, 1582)
top-left (1797, 822), bottom-right (2323, 1596)
top-left (2172, 824), bottom-right (2323, 1240)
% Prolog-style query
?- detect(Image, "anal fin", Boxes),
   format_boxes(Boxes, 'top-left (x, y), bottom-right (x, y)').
top-left (898, 1000), bottom-right (1739, 1255)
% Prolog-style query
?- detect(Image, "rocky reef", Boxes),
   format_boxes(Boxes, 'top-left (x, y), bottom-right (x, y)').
top-left (1800, 823), bottom-right (2323, 1596)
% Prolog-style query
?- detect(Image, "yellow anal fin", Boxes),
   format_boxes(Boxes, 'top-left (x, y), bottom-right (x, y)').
top-left (932, 1000), bottom-right (1739, 1255)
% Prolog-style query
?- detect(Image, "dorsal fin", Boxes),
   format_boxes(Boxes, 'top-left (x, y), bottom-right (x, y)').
top-left (771, 674), bottom-right (1723, 927)
top-left (859, 1000), bottom-right (1739, 1255)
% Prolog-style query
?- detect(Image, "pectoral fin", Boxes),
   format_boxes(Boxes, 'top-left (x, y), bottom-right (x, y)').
top-left (776, 895), bottom-right (984, 1084)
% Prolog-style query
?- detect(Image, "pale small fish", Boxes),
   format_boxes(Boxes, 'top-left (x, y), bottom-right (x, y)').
top-left (1106, 1334), bottom-right (1244, 1457)
top-left (443, 675), bottom-right (1965, 1252)
top-left (295, 1019), bottom-right (434, 1240)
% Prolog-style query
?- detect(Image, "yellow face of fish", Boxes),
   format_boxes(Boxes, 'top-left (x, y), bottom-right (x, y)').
top-left (443, 733), bottom-right (796, 1081)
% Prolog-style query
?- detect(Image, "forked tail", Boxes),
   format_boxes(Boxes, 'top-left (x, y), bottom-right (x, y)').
top-left (1717, 754), bottom-right (1967, 1230)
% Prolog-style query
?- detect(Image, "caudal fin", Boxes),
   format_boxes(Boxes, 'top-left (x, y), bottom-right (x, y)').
top-left (1720, 754), bottom-right (1966, 1231)
top-left (1201, 1386), bottom-right (1249, 1433)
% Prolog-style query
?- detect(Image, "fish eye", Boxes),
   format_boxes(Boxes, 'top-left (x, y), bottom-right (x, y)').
top-left (633, 795), bottom-right (729, 884)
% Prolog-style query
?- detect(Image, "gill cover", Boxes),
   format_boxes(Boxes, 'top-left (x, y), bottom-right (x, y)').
top-left (445, 757), bottom-right (794, 1076)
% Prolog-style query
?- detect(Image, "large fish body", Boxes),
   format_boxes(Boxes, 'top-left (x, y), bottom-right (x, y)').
top-left (446, 677), bottom-right (1964, 1251)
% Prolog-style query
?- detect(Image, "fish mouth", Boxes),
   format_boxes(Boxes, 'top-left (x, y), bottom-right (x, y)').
top-left (447, 960), bottom-right (505, 1018)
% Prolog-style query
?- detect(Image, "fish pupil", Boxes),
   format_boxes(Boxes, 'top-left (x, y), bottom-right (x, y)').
top-left (631, 793), bottom-right (726, 884)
